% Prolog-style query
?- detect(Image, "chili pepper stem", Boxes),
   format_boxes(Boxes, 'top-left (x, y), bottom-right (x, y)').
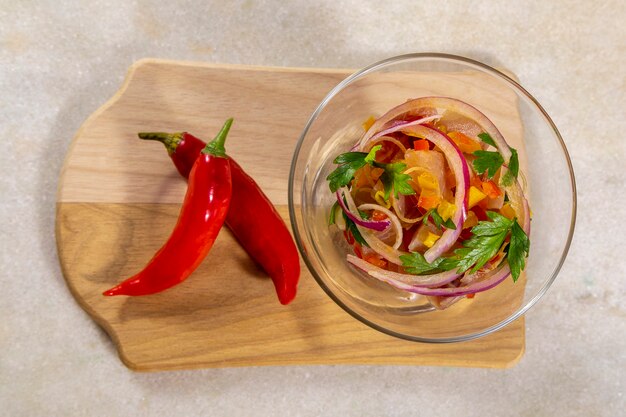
top-left (202, 118), bottom-right (233, 157)
top-left (138, 132), bottom-right (183, 155)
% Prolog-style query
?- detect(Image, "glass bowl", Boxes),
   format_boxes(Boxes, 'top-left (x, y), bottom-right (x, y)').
top-left (288, 53), bottom-right (576, 343)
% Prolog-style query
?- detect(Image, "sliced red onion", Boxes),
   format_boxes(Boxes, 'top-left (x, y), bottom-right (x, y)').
top-left (361, 136), bottom-right (407, 153)
top-left (394, 263), bottom-right (511, 297)
top-left (347, 254), bottom-right (460, 288)
top-left (335, 190), bottom-right (390, 232)
top-left (357, 203), bottom-right (403, 249)
top-left (339, 187), bottom-right (406, 265)
top-left (356, 115), bottom-right (441, 151)
top-left (360, 104), bottom-right (438, 146)
top-left (361, 97), bottom-right (511, 155)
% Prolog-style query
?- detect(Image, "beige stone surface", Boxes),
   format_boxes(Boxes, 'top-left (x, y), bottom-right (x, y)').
top-left (0, 1), bottom-right (624, 416)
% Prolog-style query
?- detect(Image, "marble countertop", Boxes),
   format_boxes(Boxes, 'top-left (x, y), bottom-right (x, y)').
top-left (1, 1), bottom-right (624, 415)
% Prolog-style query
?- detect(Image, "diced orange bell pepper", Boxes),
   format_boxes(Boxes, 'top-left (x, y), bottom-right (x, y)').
top-left (413, 139), bottom-right (430, 151)
top-left (418, 193), bottom-right (441, 210)
top-left (364, 253), bottom-right (387, 268)
top-left (481, 179), bottom-right (502, 199)
top-left (471, 175), bottom-right (484, 189)
top-left (448, 131), bottom-right (481, 154)
top-left (444, 168), bottom-right (457, 188)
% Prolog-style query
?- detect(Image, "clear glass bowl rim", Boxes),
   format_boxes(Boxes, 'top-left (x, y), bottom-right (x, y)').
top-left (288, 52), bottom-right (577, 343)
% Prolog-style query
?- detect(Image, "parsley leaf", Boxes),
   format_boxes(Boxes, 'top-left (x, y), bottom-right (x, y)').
top-left (442, 218), bottom-right (457, 230)
top-left (471, 210), bottom-right (513, 235)
top-left (422, 209), bottom-right (434, 226)
top-left (430, 210), bottom-right (443, 228)
top-left (507, 220), bottom-right (530, 282)
top-left (333, 152), bottom-right (367, 164)
top-left (379, 162), bottom-right (415, 200)
top-left (401, 211), bottom-right (530, 281)
top-left (327, 146), bottom-right (382, 192)
top-left (327, 145), bottom-right (414, 199)
top-left (342, 210), bottom-right (368, 247)
top-left (458, 211), bottom-right (513, 273)
top-left (400, 252), bottom-right (445, 275)
top-left (478, 132), bottom-right (497, 147)
top-left (327, 160), bottom-right (366, 192)
top-left (430, 210), bottom-right (457, 230)
top-left (472, 150), bottom-right (504, 179)
top-left (328, 201), bottom-right (339, 226)
top-left (500, 148), bottom-right (519, 186)
top-left (460, 229), bottom-right (509, 274)
top-left (423, 208), bottom-right (457, 230)
top-left (400, 251), bottom-right (461, 275)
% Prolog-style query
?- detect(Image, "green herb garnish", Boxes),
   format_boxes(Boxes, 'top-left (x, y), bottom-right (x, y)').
top-left (328, 201), bottom-right (339, 226)
top-left (342, 210), bottom-right (368, 247)
top-left (478, 132), bottom-right (497, 147)
top-left (501, 148), bottom-right (519, 186)
top-left (422, 208), bottom-right (457, 230)
top-left (472, 150), bottom-right (504, 179)
top-left (400, 252), bottom-right (446, 275)
top-left (327, 146), bottom-right (380, 193)
top-left (475, 132), bottom-right (520, 187)
top-left (402, 211), bottom-right (530, 281)
top-left (506, 220), bottom-right (530, 282)
top-left (327, 145), bottom-right (415, 200)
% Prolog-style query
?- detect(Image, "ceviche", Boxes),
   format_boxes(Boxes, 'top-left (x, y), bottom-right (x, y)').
top-left (327, 97), bottom-right (531, 310)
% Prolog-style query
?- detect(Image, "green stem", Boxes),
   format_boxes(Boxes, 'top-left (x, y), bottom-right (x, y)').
top-left (202, 118), bottom-right (233, 157)
top-left (137, 132), bottom-right (183, 155)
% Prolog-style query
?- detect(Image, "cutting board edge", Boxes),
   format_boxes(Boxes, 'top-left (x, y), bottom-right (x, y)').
top-left (116, 315), bottom-right (525, 372)
top-left (55, 202), bottom-right (132, 369)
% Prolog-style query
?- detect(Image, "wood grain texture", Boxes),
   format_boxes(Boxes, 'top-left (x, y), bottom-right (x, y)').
top-left (56, 59), bottom-right (526, 371)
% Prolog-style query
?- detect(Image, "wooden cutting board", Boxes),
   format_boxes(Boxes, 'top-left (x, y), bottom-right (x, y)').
top-left (56, 59), bottom-right (526, 371)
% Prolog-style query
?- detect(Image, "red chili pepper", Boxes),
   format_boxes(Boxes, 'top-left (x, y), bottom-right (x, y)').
top-left (138, 127), bottom-right (300, 304)
top-left (103, 119), bottom-right (234, 296)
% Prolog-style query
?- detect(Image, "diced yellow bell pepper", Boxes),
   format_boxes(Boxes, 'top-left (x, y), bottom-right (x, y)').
top-left (437, 200), bottom-right (457, 221)
top-left (500, 203), bottom-right (516, 220)
top-left (422, 232), bottom-right (441, 248)
top-left (468, 186), bottom-right (487, 209)
top-left (417, 172), bottom-right (439, 191)
top-left (362, 116), bottom-right (376, 132)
